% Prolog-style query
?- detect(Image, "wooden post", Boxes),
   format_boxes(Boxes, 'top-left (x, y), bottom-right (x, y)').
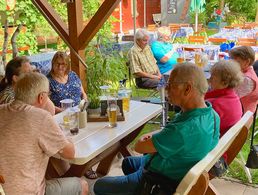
top-left (32, 0), bottom-right (121, 91)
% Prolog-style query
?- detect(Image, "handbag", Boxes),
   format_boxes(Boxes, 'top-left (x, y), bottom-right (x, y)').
top-left (246, 106), bottom-right (258, 169)
top-left (136, 155), bottom-right (179, 195)
top-left (209, 156), bottom-right (228, 177)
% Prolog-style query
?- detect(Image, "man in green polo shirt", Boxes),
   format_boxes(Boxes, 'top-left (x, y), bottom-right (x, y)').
top-left (94, 62), bottom-right (220, 195)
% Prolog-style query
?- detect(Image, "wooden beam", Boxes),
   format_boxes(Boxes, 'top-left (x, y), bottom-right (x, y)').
top-left (78, 0), bottom-right (121, 49)
top-left (67, 0), bottom-right (83, 49)
top-left (32, 0), bottom-right (69, 43)
top-left (67, 0), bottom-right (86, 89)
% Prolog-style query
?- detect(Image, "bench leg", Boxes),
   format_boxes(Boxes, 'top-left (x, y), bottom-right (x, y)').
top-left (205, 183), bottom-right (220, 195)
top-left (234, 152), bottom-right (252, 183)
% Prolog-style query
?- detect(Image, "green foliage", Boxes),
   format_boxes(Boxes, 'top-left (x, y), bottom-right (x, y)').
top-left (189, 11), bottom-right (208, 26)
top-left (88, 93), bottom-right (101, 109)
top-left (205, 0), bottom-right (256, 25)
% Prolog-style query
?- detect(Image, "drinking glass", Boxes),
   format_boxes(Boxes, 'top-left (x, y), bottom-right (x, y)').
top-left (60, 99), bottom-right (74, 110)
top-left (107, 94), bottom-right (118, 128)
top-left (118, 89), bottom-right (132, 112)
top-left (68, 108), bottom-right (79, 135)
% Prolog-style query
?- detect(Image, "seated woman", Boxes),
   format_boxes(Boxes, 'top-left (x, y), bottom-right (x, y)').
top-left (205, 60), bottom-right (243, 164)
top-left (0, 56), bottom-right (32, 104)
top-left (205, 60), bottom-right (243, 137)
top-left (229, 46), bottom-right (258, 113)
top-left (47, 51), bottom-right (87, 108)
top-left (151, 26), bottom-right (179, 75)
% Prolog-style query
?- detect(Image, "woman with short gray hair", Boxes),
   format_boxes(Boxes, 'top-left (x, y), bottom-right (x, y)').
top-left (151, 26), bottom-right (179, 74)
top-left (205, 60), bottom-right (243, 139)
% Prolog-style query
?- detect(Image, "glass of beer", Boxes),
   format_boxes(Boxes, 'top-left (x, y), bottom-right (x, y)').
top-left (118, 89), bottom-right (132, 112)
top-left (107, 94), bottom-right (118, 128)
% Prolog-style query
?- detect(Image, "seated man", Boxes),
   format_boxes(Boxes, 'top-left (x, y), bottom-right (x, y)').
top-left (151, 26), bottom-right (179, 74)
top-left (93, 62), bottom-right (220, 195)
top-left (0, 73), bottom-right (88, 195)
top-left (128, 29), bottom-right (162, 89)
top-left (229, 46), bottom-right (258, 113)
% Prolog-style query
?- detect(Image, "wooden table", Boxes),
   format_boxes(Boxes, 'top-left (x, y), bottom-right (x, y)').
top-left (53, 100), bottom-right (162, 177)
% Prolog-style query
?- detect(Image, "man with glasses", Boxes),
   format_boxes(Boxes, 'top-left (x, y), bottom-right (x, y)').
top-left (0, 72), bottom-right (88, 195)
top-left (94, 62), bottom-right (220, 195)
top-left (128, 29), bottom-right (162, 89)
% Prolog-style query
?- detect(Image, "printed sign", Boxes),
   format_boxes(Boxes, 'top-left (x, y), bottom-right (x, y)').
top-left (167, 0), bottom-right (177, 14)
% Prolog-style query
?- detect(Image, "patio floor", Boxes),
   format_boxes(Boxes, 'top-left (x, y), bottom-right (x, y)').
top-left (85, 155), bottom-right (258, 195)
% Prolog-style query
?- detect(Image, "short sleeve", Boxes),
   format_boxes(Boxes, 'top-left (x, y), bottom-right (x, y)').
top-left (235, 76), bottom-right (255, 98)
top-left (151, 42), bottom-right (167, 61)
top-left (152, 123), bottom-right (184, 158)
top-left (38, 113), bottom-right (69, 157)
top-left (129, 49), bottom-right (142, 74)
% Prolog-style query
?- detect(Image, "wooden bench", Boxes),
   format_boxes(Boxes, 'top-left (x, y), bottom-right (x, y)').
top-left (0, 175), bottom-right (5, 195)
top-left (174, 111), bottom-right (253, 195)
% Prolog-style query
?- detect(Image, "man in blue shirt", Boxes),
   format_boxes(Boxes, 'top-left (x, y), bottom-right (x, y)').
top-left (94, 62), bottom-right (220, 195)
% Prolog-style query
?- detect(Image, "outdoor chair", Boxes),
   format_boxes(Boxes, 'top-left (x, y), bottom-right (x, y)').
top-left (224, 26), bottom-right (234, 29)
top-left (0, 175), bottom-right (5, 195)
top-left (175, 111), bottom-right (253, 195)
top-left (208, 37), bottom-right (227, 44)
top-left (147, 24), bottom-right (156, 32)
top-left (237, 38), bottom-right (257, 46)
top-left (188, 35), bottom-right (206, 44)
top-left (152, 13), bottom-right (161, 27)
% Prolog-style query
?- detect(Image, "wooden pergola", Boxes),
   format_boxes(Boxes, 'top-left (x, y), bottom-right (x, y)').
top-left (32, 0), bottom-right (121, 90)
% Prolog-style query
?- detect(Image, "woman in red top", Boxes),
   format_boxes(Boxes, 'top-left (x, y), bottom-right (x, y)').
top-left (205, 60), bottom-right (243, 137)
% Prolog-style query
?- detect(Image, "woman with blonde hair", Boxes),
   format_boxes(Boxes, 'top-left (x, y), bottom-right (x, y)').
top-left (151, 26), bottom-right (179, 74)
top-left (47, 51), bottom-right (87, 108)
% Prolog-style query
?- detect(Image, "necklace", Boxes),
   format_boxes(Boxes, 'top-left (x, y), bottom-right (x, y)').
top-left (53, 74), bottom-right (68, 84)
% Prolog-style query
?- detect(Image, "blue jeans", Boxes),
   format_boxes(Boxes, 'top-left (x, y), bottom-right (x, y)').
top-left (94, 156), bottom-right (147, 195)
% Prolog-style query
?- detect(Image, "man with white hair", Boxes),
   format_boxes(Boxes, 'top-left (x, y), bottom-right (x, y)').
top-left (0, 72), bottom-right (88, 195)
top-left (128, 29), bottom-right (162, 89)
top-left (93, 63), bottom-right (220, 195)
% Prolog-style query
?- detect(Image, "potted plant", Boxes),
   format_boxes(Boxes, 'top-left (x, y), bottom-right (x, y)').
top-left (87, 93), bottom-right (101, 117)
top-left (85, 35), bottom-right (128, 112)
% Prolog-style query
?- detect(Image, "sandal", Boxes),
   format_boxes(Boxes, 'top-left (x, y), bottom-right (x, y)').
top-left (84, 168), bottom-right (98, 179)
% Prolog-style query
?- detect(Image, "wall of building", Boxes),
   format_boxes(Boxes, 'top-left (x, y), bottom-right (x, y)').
top-left (111, 0), bottom-right (161, 33)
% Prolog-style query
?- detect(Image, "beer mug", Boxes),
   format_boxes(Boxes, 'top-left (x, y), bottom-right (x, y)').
top-left (107, 94), bottom-right (118, 128)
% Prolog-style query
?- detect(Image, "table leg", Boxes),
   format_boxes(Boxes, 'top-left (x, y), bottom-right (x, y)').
top-left (63, 124), bottom-right (146, 177)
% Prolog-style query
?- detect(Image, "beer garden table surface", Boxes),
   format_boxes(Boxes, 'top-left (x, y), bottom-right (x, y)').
top-left (53, 100), bottom-right (162, 177)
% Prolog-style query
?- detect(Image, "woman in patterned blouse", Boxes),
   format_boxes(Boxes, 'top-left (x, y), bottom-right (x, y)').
top-left (47, 51), bottom-right (87, 109)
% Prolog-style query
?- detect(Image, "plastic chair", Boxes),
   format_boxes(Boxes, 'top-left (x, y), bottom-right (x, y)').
top-left (237, 38), bottom-right (257, 46)
top-left (188, 36), bottom-right (206, 44)
top-left (0, 175), bottom-right (5, 195)
top-left (208, 37), bottom-right (227, 44)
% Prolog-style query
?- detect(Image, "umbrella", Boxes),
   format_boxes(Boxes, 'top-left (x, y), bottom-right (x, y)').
top-left (190, 0), bottom-right (206, 32)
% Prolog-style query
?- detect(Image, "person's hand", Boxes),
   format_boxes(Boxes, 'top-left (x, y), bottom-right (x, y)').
top-left (140, 134), bottom-right (152, 142)
top-left (151, 74), bottom-right (161, 80)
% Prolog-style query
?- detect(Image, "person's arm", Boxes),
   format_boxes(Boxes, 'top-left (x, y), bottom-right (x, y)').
top-left (58, 140), bottom-right (75, 159)
top-left (81, 85), bottom-right (87, 100)
top-left (160, 45), bottom-right (178, 63)
top-left (134, 71), bottom-right (161, 80)
top-left (134, 130), bottom-right (161, 154)
top-left (235, 77), bottom-right (255, 98)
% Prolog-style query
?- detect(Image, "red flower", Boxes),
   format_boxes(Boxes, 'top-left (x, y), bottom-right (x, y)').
top-left (216, 9), bottom-right (222, 15)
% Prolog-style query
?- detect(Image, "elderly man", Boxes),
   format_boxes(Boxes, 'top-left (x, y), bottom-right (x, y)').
top-left (0, 73), bottom-right (88, 195)
top-left (93, 62), bottom-right (220, 195)
top-left (128, 29), bottom-right (162, 89)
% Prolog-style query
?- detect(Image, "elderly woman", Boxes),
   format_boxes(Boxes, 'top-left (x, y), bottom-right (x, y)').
top-left (47, 51), bottom-right (87, 108)
top-left (205, 60), bottom-right (243, 138)
top-left (229, 46), bottom-right (258, 113)
top-left (151, 26), bottom-right (179, 74)
top-left (0, 56), bottom-right (32, 104)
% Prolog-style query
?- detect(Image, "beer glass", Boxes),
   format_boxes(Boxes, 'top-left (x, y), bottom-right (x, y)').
top-left (118, 89), bottom-right (132, 112)
top-left (107, 94), bottom-right (117, 128)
